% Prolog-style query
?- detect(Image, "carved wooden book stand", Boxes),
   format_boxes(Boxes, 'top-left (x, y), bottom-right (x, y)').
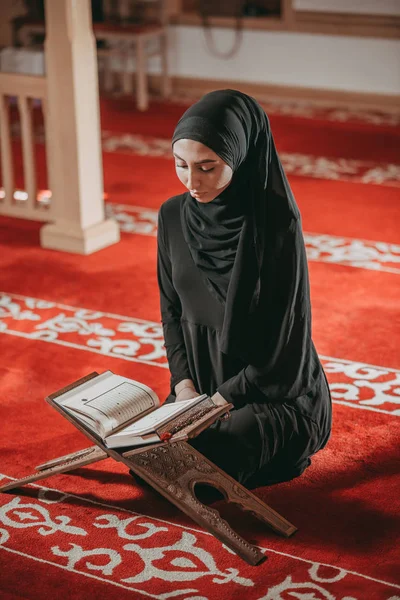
top-left (0, 373), bottom-right (297, 565)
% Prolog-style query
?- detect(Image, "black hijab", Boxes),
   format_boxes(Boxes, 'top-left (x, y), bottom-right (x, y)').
top-left (175, 178), bottom-right (246, 304)
top-left (172, 90), bottom-right (315, 397)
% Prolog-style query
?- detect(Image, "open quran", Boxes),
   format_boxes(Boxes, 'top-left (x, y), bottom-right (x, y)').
top-left (53, 370), bottom-right (207, 448)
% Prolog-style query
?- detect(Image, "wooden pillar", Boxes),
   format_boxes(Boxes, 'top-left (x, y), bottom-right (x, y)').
top-left (40, 0), bottom-right (119, 254)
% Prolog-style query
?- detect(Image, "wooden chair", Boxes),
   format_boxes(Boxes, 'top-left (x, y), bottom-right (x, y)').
top-left (18, 0), bottom-right (171, 111)
top-left (96, 0), bottom-right (171, 109)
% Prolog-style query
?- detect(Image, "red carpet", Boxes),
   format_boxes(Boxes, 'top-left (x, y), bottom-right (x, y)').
top-left (0, 96), bottom-right (399, 599)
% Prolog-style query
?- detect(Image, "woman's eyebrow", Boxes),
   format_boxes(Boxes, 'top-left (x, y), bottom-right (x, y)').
top-left (173, 153), bottom-right (217, 165)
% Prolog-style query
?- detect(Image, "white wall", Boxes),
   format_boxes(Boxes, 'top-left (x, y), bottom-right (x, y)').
top-left (2, 14), bottom-right (398, 97)
top-left (294, 0), bottom-right (400, 16)
top-left (161, 25), bottom-right (400, 95)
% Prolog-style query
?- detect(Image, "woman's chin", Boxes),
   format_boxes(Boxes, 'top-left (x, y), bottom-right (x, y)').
top-left (190, 191), bottom-right (207, 201)
top-left (190, 192), bottom-right (216, 203)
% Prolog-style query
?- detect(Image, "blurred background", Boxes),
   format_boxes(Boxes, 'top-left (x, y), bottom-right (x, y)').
top-left (1, 0), bottom-right (399, 106)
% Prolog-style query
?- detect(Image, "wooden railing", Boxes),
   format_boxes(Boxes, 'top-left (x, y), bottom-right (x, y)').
top-left (0, 72), bottom-right (55, 221)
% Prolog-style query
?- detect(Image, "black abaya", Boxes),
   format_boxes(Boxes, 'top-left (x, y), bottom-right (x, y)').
top-left (157, 193), bottom-right (332, 486)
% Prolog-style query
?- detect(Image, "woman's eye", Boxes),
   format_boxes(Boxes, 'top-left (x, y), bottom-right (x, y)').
top-left (175, 164), bottom-right (214, 173)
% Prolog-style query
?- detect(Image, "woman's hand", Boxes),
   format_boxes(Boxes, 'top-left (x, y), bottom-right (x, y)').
top-left (176, 387), bottom-right (199, 401)
top-left (175, 379), bottom-right (199, 402)
top-left (211, 391), bottom-right (228, 406)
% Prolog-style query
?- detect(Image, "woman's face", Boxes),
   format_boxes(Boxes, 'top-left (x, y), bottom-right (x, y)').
top-left (173, 139), bottom-right (233, 204)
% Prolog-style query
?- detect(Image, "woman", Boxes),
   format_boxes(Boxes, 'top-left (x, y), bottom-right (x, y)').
top-left (157, 89), bottom-right (332, 488)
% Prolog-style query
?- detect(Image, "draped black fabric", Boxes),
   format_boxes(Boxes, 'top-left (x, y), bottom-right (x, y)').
top-left (178, 183), bottom-right (245, 303)
top-left (170, 89), bottom-right (318, 401)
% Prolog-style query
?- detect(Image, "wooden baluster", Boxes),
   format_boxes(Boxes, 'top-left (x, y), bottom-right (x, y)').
top-left (0, 94), bottom-right (14, 206)
top-left (122, 42), bottom-right (134, 95)
top-left (160, 31), bottom-right (171, 98)
top-left (40, 95), bottom-right (54, 214)
top-left (18, 95), bottom-right (37, 211)
top-left (101, 47), bottom-right (116, 93)
top-left (135, 37), bottom-right (148, 110)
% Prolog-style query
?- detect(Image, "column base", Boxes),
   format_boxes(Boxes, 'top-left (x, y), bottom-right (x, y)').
top-left (40, 218), bottom-right (120, 255)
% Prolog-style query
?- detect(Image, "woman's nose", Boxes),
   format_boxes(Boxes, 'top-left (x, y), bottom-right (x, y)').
top-left (187, 169), bottom-right (200, 190)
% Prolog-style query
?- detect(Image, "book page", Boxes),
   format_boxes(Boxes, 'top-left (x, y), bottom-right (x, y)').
top-left (106, 394), bottom-right (207, 442)
top-left (56, 372), bottom-right (160, 438)
top-left (81, 382), bottom-right (155, 432)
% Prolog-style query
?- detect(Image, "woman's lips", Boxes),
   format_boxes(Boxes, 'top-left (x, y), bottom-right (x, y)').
top-left (190, 191), bottom-right (206, 198)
